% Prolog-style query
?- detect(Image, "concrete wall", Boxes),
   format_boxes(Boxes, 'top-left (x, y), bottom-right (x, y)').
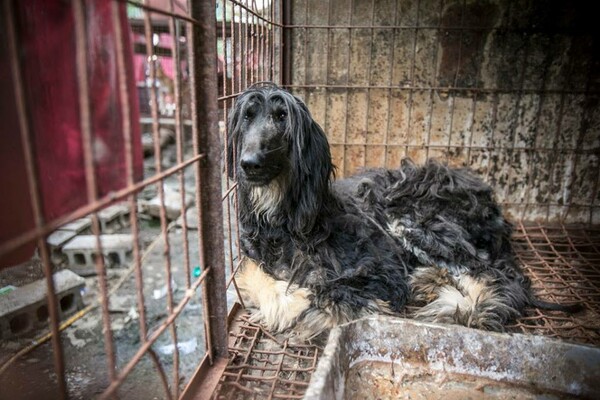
top-left (288, 0), bottom-right (599, 224)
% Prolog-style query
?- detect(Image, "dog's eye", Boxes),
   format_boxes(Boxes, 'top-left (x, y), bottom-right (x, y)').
top-left (276, 111), bottom-right (287, 121)
top-left (244, 110), bottom-right (254, 121)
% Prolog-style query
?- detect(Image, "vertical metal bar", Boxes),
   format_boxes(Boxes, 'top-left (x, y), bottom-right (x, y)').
top-left (590, 155), bottom-right (600, 225)
top-left (281, 0), bottom-right (292, 86)
top-left (464, 93), bottom-right (478, 166)
top-left (111, 0), bottom-right (145, 335)
top-left (363, 0), bottom-right (376, 169)
top-left (341, 0), bottom-right (354, 176)
top-left (221, 0), bottom-right (228, 100)
top-left (382, 0), bottom-right (400, 168)
top-left (72, 0), bottom-right (117, 389)
top-left (252, 0), bottom-right (264, 81)
top-left (230, 0), bottom-right (236, 94)
top-left (4, 2), bottom-right (67, 398)
top-left (257, 1), bottom-right (262, 82)
top-left (266, 0), bottom-right (272, 81)
top-left (243, 2), bottom-right (249, 89)
top-left (220, 0), bottom-right (238, 291)
top-left (250, 2), bottom-right (256, 83)
top-left (483, 93), bottom-right (499, 184)
top-left (238, 2), bottom-right (243, 92)
top-left (252, 0), bottom-right (261, 81)
top-left (111, 4), bottom-right (172, 398)
top-left (260, 2), bottom-right (266, 82)
top-left (404, 0), bottom-right (422, 161)
top-left (168, 0), bottom-right (191, 291)
top-left (142, 1), bottom-right (180, 395)
top-left (463, 0), bottom-right (487, 171)
top-left (424, 0), bottom-right (445, 162)
top-left (322, 0), bottom-right (333, 136)
top-left (269, 1), bottom-right (274, 83)
top-left (220, 0), bottom-right (231, 281)
top-left (189, 0), bottom-right (228, 361)
top-left (444, 0), bottom-right (466, 164)
top-left (230, 1), bottom-right (244, 296)
top-left (168, 1), bottom-right (186, 394)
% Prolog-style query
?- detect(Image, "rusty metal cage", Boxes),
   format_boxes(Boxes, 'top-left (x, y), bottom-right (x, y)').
top-left (0, 1), bottom-right (599, 400)
top-left (215, 0), bottom-right (600, 398)
top-left (1, 0), bottom-right (231, 399)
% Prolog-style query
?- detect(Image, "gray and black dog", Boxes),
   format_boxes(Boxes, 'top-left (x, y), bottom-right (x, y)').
top-left (227, 82), bottom-right (579, 340)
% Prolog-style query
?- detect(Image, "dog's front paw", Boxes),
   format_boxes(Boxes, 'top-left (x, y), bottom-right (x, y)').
top-left (235, 257), bottom-right (312, 333)
top-left (247, 309), bottom-right (264, 324)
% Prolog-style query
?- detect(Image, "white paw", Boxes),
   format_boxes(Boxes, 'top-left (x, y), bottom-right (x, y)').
top-left (235, 257), bottom-right (311, 333)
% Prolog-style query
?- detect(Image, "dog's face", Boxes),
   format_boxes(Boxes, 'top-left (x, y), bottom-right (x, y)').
top-left (229, 89), bottom-right (291, 186)
top-left (228, 83), bottom-right (333, 233)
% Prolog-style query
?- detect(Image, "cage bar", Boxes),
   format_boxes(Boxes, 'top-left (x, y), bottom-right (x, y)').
top-left (3, 1), bottom-right (68, 397)
top-left (1, 1), bottom-right (598, 400)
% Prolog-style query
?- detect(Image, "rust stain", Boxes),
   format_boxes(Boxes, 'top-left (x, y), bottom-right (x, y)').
top-left (438, 1), bottom-right (499, 88)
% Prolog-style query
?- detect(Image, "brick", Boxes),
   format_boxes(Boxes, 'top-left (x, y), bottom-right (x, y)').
top-left (62, 234), bottom-right (133, 268)
top-left (0, 270), bottom-right (85, 339)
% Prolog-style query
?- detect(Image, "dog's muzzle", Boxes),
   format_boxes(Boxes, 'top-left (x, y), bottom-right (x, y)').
top-left (240, 152), bottom-right (282, 185)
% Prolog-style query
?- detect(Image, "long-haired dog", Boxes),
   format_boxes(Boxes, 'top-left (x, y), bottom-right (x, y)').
top-left (228, 82), bottom-right (579, 340)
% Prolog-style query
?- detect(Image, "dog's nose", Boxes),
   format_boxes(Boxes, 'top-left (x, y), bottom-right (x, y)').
top-left (240, 154), bottom-right (264, 172)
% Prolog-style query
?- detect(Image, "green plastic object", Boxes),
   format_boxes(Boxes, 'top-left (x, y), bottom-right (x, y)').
top-left (193, 266), bottom-right (201, 278)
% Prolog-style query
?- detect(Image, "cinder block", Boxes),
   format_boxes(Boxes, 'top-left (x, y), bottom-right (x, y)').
top-left (98, 203), bottom-right (130, 233)
top-left (62, 234), bottom-right (133, 268)
top-left (45, 218), bottom-right (92, 264)
top-left (0, 270), bottom-right (85, 339)
top-left (46, 230), bottom-right (78, 263)
top-left (140, 186), bottom-right (194, 220)
top-left (60, 218), bottom-right (92, 233)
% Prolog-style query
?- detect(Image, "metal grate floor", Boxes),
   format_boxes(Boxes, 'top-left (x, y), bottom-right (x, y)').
top-left (508, 223), bottom-right (600, 345)
top-left (214, 224), bottom-right (600, 399)
top-left (212, 314), bottom-right (322, 400)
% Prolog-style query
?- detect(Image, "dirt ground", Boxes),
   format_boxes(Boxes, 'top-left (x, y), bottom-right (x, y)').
top-left (0, 225), bottom-right (212, 400)
top-left (0, 137), bottom-right (238, 400)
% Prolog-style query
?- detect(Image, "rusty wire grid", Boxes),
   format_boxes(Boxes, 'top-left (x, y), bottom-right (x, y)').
top-left (508, 223), bottom-right (600, 345)
top-left (210, 222), bottom-right (600, 400)
top-left (213, 1), bottom-right (600, 398)
top-left (1, 1), bottom-right (599, 399)
top-left (211, 313), bottom-right (322, 400)
top-left (1, 1), bottom-right (227, 399)
top-left (218, 0), bottom-right (281, 297)
top-left (285, 0), bottom-right (600, 225)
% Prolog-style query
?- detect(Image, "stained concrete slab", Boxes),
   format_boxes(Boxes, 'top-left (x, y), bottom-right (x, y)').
top-left (305, 316), bottom-right (600, 400)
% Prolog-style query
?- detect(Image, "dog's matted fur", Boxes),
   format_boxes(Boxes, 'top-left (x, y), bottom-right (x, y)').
top-left (228, 82), bottom-right (578, 340)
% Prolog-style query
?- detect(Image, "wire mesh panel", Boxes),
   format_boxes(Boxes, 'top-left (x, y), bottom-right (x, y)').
top-left (1, 0), bottom-right (599, 399)
top-left (217, 0), bottom-right (282, 304)
top-left (287, 0), bottom-right (600, 225)
top-left (0, 0), bottom-right (226, 399)
top-left (510, 223), bottom-right (600, 345)
top-left (212, 312), bottom-right (321, 400)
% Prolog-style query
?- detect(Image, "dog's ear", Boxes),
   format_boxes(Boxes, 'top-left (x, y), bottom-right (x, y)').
top-left (226, 97), bottom-right (244, 180)
top-left (287, 97), bottom-right (333, 236)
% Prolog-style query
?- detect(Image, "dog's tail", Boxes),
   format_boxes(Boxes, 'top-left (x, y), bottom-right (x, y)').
top-left (411, 268), bottom-right (521, 331)
top-left (529, 297), bottom-right (584, 313)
